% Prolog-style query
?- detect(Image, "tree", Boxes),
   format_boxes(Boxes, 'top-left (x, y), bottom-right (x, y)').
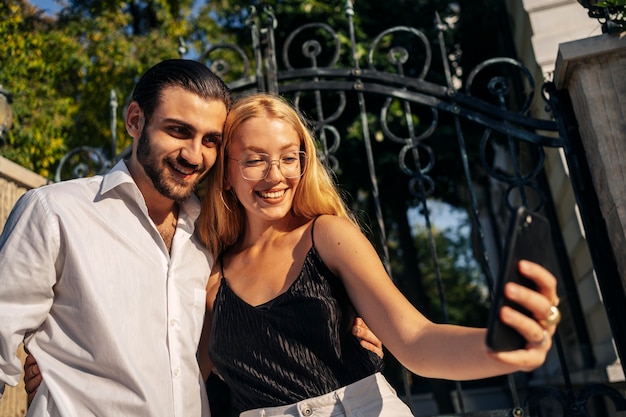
top-left (1, 0), bottom-right (200, 178)
top-left (409, 220), bottom-right (489, 326)
top-left (1, 0), bottom-right (86, 177)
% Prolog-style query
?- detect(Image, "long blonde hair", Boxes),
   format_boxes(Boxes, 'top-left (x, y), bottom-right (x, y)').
top-left (198, 93), bottom-right (358, 256)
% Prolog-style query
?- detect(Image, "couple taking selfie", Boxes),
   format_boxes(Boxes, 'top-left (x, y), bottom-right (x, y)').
top-left (0, 59), bottom-right (560, 417)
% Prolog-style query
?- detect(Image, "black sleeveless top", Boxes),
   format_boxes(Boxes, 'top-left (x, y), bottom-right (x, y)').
top-left (208, 218), bottom-right (384, 413)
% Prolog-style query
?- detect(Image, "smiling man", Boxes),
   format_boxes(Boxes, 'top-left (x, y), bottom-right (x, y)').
top-left (0, 59), bottom-right (231, 417)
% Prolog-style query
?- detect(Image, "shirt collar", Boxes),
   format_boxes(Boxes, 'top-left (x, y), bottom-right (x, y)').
top-left (101, 159), bottom-right (137, 194)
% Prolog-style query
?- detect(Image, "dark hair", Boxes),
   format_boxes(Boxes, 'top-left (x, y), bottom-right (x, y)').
top-left (131, 59), bottom-right (232, 122)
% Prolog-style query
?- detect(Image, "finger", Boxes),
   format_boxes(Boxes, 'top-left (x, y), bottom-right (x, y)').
top-left (23, 361), bottom-right (40, 381)
top-left (27, 387), bottom-right (37, 406)
top-left (352, 319), bottom-right (383, 351)
top-left (539, 305), bottom-right (562, 328)
top-left (24, 353), bottom-right (37, 367)
top-left (503, 282), bottom-right (552, 321)
top-left (23, 354), bottom-right (42, 394)
top-left (352, 316), bottom-right (365, 329)
top-left (518, 260), bottom-right (558, 302)
top-left (352, 319), bottom-right (384, 359)
top-left (490, 308), bottom-right (553, 373)
top-left (24, 363), bottom-right (41, 384)
top-left (499, 305), bottom-right (553, 347)
top-left (504, 265), bottom-right (559, 330)
top-left (25, 373), bottom-right (42, 395)
top-left (359, 339), bottom-right (384, 359)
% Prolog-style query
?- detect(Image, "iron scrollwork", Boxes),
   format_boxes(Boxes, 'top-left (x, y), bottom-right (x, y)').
top-left (526, 383), bottom-right (626, 416)
top-left (54, 89), bottom-right (120, 182)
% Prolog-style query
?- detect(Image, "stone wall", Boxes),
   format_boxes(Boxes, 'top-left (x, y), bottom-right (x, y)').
top-left (0, 157), bottom-right (48, 417)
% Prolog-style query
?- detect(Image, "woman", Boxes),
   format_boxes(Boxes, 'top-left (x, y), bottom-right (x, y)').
top-left (197, 93), bottom-right (560, 416)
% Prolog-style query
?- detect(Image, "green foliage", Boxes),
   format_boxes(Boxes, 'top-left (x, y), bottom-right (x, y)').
top-left (596, 0), bottom-right (626, 7)
top-left (2, 0), bottom-right (501, 182)
top-left (594, 0), bottom-right (626, 28)
top-left (1, 1), bottom-right (85, 176)
top-left (1, 0), bottom-right (197, 179)
top-left (411, 222), bottom-right (489, 326)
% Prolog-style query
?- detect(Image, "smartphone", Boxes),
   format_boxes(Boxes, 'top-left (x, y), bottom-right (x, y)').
top-left (486, 206), bottom-right (551, 351)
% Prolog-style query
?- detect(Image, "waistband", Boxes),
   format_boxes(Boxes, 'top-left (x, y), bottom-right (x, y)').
top-left (240, 372), bottom-right (397, 417)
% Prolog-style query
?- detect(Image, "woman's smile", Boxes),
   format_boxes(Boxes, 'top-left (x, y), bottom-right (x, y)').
top-left (257, 189), bottom-right (287, 199)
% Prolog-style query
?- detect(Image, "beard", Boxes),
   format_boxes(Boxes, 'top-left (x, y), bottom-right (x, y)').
top-left (136, 128), bottom-right (205, 202)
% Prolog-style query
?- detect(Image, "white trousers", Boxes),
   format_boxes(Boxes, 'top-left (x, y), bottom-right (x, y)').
top-left (240, 373), bottom-right (414, 417)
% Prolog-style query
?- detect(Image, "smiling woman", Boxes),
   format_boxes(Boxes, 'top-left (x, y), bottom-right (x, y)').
top-left (194, 93), bottom-right (560, 417)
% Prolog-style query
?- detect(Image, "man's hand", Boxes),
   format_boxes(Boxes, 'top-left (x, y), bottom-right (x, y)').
top-left (23, 352), bottom-right (42, 405)
top-left (352, 317), bottom-right (384, 359)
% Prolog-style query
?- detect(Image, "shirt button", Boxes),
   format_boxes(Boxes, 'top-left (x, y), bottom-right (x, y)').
top-left (173, 368), bottom-right (180, 377)
top-left (301, 406), bottom-right (312, 416)
top-left (170, 319), bottom-right (178, 326)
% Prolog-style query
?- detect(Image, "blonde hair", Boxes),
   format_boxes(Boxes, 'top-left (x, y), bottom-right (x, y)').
top-left (198, 93), bottom-right (358, 255)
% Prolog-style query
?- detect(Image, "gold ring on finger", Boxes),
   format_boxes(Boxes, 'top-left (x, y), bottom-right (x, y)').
top-left (540, 305), bottom-right (561, 327)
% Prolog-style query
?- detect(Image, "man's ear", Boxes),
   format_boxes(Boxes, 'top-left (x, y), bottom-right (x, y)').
top-left (126, 102), bottom-right (144, 137)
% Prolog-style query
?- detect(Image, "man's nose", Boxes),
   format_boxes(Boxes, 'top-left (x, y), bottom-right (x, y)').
top-left (180, 138), bottom-right (203, 165)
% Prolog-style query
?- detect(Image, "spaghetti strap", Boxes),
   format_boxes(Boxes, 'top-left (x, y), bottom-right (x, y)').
top-left (311, 216), bottom-right (321, 249)
top-left (219, 254), bottom-right (225, 277)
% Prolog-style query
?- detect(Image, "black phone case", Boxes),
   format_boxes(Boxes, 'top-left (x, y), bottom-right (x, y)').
top-left (486, 206), bottom-right (551, 351)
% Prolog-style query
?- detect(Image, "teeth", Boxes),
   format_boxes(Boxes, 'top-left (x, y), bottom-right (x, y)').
top-left (259, 190), bottom-right (285, 199)
top-left (171, 163), bottom-right (194, 175)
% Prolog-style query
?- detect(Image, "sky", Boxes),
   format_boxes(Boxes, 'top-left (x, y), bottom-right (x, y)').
top-left (29, 0), bottom-right (62, 16)
top-left (28, 0), bottom-right (204, 16)
top-left (408, 200), bottom-right (469, 236)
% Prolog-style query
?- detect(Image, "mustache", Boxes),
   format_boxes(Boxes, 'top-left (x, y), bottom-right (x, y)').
top-left (174, 155), bottom-right (204, 173)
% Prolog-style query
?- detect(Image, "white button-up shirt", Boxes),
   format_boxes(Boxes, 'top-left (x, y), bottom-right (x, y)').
top-left (0, 160), bottom-right (212, 417)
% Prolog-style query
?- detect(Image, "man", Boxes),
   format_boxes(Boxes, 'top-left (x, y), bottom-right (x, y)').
top-left (1, 59), bottom-right (382, 416)
top-left (0, 59), bottom-right (229, 416)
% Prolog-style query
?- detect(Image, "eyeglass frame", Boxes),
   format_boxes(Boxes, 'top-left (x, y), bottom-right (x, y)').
top-left (229, 151), bottom-right (307, 180)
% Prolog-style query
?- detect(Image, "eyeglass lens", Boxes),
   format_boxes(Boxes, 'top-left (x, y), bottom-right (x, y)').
top-left (238, 151), bottom-right (305, 180)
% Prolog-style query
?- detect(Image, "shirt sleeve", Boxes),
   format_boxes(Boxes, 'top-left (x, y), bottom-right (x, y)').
top-left (0, 189), bottom-right (58, 388)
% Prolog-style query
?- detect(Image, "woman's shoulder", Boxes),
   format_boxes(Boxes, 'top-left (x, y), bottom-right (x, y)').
top-left (312, 215), bottom-right (380, 280)
top-left (313, 214), bottom-right (356, 229)
top-left (312, 215), bottom-right (366, 251)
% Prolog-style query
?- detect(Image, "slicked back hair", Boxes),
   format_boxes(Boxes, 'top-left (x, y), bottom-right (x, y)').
top-left (131, 59), bottom-right (232, 123)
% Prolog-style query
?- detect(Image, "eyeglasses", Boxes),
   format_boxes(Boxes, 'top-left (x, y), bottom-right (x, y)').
top-left (230, 151), bottom-right (307, 180)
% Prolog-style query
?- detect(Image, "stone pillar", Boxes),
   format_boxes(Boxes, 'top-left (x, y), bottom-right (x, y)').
top-left (553, 34), bottom-right (626, 378)
top-left (554, 33), bottom-right (626, 292)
